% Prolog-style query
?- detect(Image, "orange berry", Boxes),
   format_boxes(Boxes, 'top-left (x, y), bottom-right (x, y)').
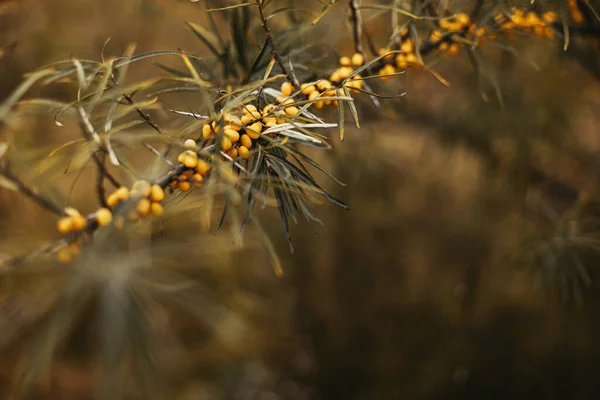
top-left (400, 40), bottom-right (414, 54)
top-left (96, 208), bottom-right (112, 227)
top-left (191, 173), bottom-right (204, 187)
top-left (136, 198), bottom-right (151, 217)
top-left (238, 145), bottom-right (250, 160)
top-left (285, 106), bottom-right (299, 116)
top-left (224, 129), bottom-right (240, 143)
top-left (57, 248), bottom-right (72, 263)
top-left (226, 148), bottom-right (238, 159)
top-left (150, 202), bottom-right (164, 216)
top-left (131, 180), bottom-right (151, 198)
top-left (221, 136), bottom-right (233, 151)
top-left (301, 84), bottom-right (316, 95)
top-left (280, 81), bottom-right (294, 97)
top-left (150, 184), bottom-right (165, 202)
top-left (240, 134), bottom-right (253, 149)
top-left (196, 159), bottom-right (211, 175)
top-left (242, 104), bottom-right (257, 114)
top-left (72, 215), bottom-right (87, 231)
top-left (202, 124), bottom-right (213, 139)
top-left (115, 186), bottom-right (130, 201)
top-left (179, 181), bottom-right (191, 192)
top-left (57, 217), bottom-right (73, 234)
top-left (351, 53), bottom-right (364, 66)
top-left (246, 122), bottom-right (263, 139)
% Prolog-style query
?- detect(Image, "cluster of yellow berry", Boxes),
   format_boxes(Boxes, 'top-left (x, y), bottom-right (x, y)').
top-left (496, 9), bottom-right (558, 39)
top-left (175, 140), bottom-right (212, 191)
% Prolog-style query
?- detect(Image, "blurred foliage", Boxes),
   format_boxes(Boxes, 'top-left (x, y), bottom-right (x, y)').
top-left (2, 0), bottom-right (600, 399)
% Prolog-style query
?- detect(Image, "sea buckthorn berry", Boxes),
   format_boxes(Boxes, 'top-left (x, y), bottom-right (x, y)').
top-left (263, 117), bottom-right (277, 125)
top-left (281, 81), bottom-right (294, 97)
top-left (221, 136), bottom-right (233, 151)
top-left (136, 198), bottom-right (151, 217)
top-left (179, 181), bottom-right (191, 192)
top-left (68, 243), bottom-right (81, 257)
top-left (196, 159), bottom-right (211, 175)
top-left (150, 184), bottom-right (165, 202)
top-left (238, 145), bottom-right (250, 160)
top-left (240, 134), bottom-right (253, 149)
top-left (184, 139), bottom-right (196, 148)
top-left (456, 13), bottom-right (470, 26)
top-left (351, 53), bottom-right (364, 67)
top-left (525, 12), bottom-right (540, 26)
top-left (339, 56), bottom-right (351, 66)
top-left (57, 217), bottom-right (73, 234)
top-left (400, 39), bottom-right (414, 54)
top-left (378, 64), bottom-right (397, 81)
top-left (378, 48), bottom-right (394, 61)
top-left (262, 104), bottom-right (276, 115)
top-left (202, 123), bottom-right (213, 139)
top-left (285, 106), bottom-right (299, 116)
top-left (396, 54), bottom-right (407, 69)
top-left (114, 186), bottom-right (129, 201)
top-left (240, 114), bottom-right (255, 125)
top-left (224, 123), bottom-right (241, 132)
top-left (151, 202), bottom-right (164, 216)
top-left (57, 248), bottom-right (72, 263)
top-left (431, 30), bottom-right (443, 41)
top-left (242, 104), bottom-right (257, 114)
top-left (543, 11), bottom-right (558, 23)
top-left (106, 193), bottom-right (119, 207)
top-left (301, 84), bottom-right (316, 95)
top-left (131, 180), bottom-right (152, 198)
top-left (191, 173), bottom-right (204, 187)
top-left (226, 148), bottom-right (238, 159)
top-left (181, 170), bottom-right (193, 180)
top-left (448, 43), bottom-right (460, 55)
top-left (338, 66), bottom-right (354, 80)
top-left (224, 129), bottom-right (240, 143)
top-left (308, 90), bottom-right (320, 102)
top-left (406, 53), bottom-right (418, 66)
top-left (96, 208), bottom-right (112, 227)
top-left (330, 70), bottom-right (341, 82)
top-left (183, 151), bottom-right (198, 169)
top-left (72, 215), bottom-right (87, 231)
top-left (316, 80), bottom-right (332, 91)
top-left (247, 122), bottom-right (263, 139)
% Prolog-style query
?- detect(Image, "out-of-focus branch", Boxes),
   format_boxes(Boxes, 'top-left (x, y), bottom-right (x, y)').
top-left (0, 166), bottom-right (64, 216)
top-left (349, 0), bottom-right (365, 56)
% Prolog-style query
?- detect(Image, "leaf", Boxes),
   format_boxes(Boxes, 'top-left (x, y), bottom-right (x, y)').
top-left (0, 68), bottom-right (55, 123)
top-left (185, 20), bottom-right (221, 57)
top-left (243, 37), bottom-right (269, 84)
top-left (559, 0), bottom-right (570, 51)
top-left (336, 88), bottom-right (345, 141)
top-left (342, 86), bottom-right (360, 129)
top-left (473, 47), bottom-right (503, 107)
top-left (205, 2), bottom-right (257, 12)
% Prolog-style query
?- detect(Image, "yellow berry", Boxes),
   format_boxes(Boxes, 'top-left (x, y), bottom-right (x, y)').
top-left (400, 40), bottom-right (414, 54)
top-left (447, 43), bottom-right (460, 55)
top-left (179, 181), bottom-right (191, 192)
top-left (106, 193), bottom-right (119, 208)
top-left (285, 106), bottom-right (299, 116)
top-left (281, 81), bottom-right (294, 97)
top-left (57, 248), bottom-right (72, 263)
top-left (184, 152), bottom-right (198, 169)
top-left (224, 129), bottom-right (240, 143)
top-left (202, 124), bottom-right (214, 139)
top-left (242, 104), bottom-right (257, 114)
top-left (262, 104), bottom-right (276, 115)
top-left (337, 66), bottom-right (354, 80)
top-left (196, 159), bottom-right (211, 175)
top-left (151, 202), bottom-right (164, 216)
top-left (543, 11), bottom-right (558, 23)
top-left (351, 53), bottom-right (364, 67)
top-left (226, 148), bottom-right (238, 159)
top-left (396, 54), bottom-right (407, 69)
top-left (240, 114), bottom-right (256, 125)
top-left (221, 136), bottom-right (233, 151)
top-left (224, 123), bottom-right (241, 132)
top-left (136, 198), bottom-right (151, 217)
top-left (191, 173), bottom-right (204, 187)
top-left (316, 80), bottom-right (332, 91)
top-left (301, 84), bottom-right (316, 95)
top-left (96, 208), bottom-right (112, 227)
top-left (339, 56), bottom-right (351, 66)
top-left (150, 184), bottom-right (164, 202)
top-left (240, 134), bottom-right (253, 149)
top-left (247, 122), bottom-right (263, 139)
top-left (456, 12), bottom-right (470, 26)
top-left (72, 215), bottom-right (87, 231)
top-left (57, 217), bottom-right (73, 234)
top-left (184, 139), bottom-right (196, 148)
top-left (131, 180), bottom-right (151, 198)
top-left (238, 145), bottom-right (250, 160)
top-left (115, 186), bottom-right (130, 201)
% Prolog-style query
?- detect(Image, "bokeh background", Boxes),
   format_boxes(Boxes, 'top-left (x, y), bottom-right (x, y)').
top-left (3, 0), bottom-right (600, 399)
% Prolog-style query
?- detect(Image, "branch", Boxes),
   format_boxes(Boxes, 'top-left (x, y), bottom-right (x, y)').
top-left (257, 0), bottom-right (298, 87)
top-left (0, 166), bottom-right (64, 216)
top-left (349, 0), bottom-right (365, 56)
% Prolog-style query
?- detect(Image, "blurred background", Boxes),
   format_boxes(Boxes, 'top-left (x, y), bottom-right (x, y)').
top-left (3, 0), bottom-right (600, 399)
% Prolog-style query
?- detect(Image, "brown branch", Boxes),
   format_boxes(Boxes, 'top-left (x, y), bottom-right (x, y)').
top-left (349, 0), bottom-right (365, 56)
top-left (0, 166), bottom-right (64, 216)
top-left (96, 153), bottom-right (109, 208)
top-left (257, 0), bottom-right (299, 88)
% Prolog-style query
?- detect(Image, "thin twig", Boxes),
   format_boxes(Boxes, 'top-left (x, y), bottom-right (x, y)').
top-left (349, 0), bottom-right (365, 56)
top-left (0, 166), bottom-right (64, 216)
top-left (257, 0), bottom-right (299, 87)
top-left (96, 153), bottom-right (109, 207)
